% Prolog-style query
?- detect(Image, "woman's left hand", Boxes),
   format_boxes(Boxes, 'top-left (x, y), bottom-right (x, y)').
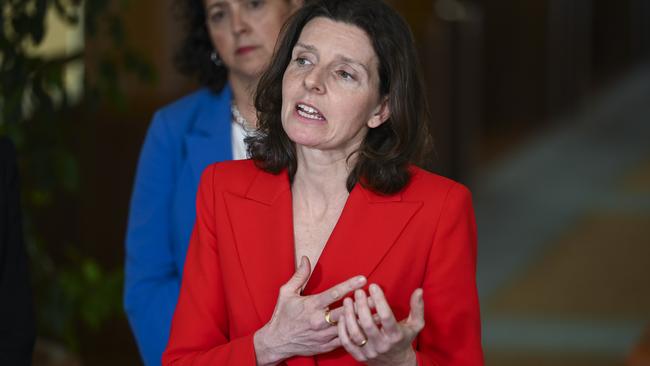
top-left (338, 284), bottom-right (424, 366)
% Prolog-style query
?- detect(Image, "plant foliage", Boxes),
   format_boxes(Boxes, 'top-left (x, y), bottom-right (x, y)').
top-left (0, 0), bottom-right (155, 352)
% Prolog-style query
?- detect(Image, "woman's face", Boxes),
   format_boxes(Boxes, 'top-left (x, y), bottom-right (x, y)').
top-left (281, 17), bottom-right (389, 155)
top-left (204, 0), bottom-right (301, 81)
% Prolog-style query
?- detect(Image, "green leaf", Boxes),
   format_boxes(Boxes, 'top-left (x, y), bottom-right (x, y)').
top-left (82, 260), bottom-right (101, 284)
top-left (30, 188), bottom-right (52, 206)
top-left (56, 151), bottom-right (80, 192)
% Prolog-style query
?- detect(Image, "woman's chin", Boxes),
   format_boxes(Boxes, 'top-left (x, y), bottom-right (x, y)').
top-left (284, 127), bottom-right (323, 148)
top-left (290, 137), bottom-right (321, 150)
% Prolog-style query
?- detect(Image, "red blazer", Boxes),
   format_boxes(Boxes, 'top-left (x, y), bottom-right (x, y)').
top-left (163, 160), bottom-right (483, 366)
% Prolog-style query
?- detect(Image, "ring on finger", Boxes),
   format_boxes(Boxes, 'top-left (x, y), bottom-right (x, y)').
top-left (357, 337), bottom-right (368, 347)
top-left (324, 308), bottom-right (338, 326)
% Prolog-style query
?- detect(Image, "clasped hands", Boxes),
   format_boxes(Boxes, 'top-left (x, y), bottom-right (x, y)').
top-left (254, 257), bottom-right (425, 366)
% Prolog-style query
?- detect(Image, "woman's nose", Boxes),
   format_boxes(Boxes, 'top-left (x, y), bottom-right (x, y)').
top-left (303, 68), bottom-right (326, 94)
top-left (230, 8), bottom-right (249, 35)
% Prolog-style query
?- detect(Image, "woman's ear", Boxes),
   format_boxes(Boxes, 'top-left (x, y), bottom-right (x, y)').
top-left (367, 97), bottom-right (390, 129)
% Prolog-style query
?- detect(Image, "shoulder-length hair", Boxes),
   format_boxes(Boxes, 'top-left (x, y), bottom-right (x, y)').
top-left (248, 0), bottom-right (433, 195)
top-left (173, 0), bottom-right (228, 93)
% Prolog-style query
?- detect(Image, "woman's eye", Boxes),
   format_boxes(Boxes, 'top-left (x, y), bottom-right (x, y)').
top-left (294, 57), bottom-right (312, 66)
top-left (208, 11), bottom-right (225, 24)
top-left (337, 70), bottom-right (354, 80)
top-left (248, 0), bottom-right (265, 9)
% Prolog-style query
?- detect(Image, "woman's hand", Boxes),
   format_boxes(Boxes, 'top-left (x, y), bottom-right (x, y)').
top-left (254, 256), bottom-right (367, 366)
top-left (338, 284), bottom-right (424, 366)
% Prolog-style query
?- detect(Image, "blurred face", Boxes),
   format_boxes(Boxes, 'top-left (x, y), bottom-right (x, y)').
top-left (205, 0), bottom-right (301, 81)
top-left (281, 18), bottom-right (389, 154)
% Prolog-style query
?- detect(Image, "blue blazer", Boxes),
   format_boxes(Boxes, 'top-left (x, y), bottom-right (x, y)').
top-left (124, 86), bottom-right (233, 366)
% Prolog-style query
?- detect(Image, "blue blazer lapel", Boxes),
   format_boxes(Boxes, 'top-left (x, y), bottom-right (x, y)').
top-left (185, 86), bottom-right (233, 185)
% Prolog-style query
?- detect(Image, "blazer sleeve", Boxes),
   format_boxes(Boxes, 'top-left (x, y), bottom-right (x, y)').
top-left (124, 111), bottom-right (182, 366)
top-left (162, 164), bottom-right (257, 365)
top-left (415, 183), bottom-right (484, 366)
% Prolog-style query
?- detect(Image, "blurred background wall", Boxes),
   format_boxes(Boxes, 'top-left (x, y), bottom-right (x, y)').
top-left (2, 0), bottom-right (649, 365)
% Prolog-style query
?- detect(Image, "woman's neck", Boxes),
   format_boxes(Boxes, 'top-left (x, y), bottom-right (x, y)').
top-left (229, 73), bottom-right (258, 128)
top-left (292, 148), bottom-right (355, 204)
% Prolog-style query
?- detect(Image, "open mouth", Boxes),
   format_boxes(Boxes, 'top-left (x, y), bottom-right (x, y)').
top-left (296, 103), bottom-right (326, 121)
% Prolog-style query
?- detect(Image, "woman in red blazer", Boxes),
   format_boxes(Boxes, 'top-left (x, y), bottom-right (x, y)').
top-left (163, 1), bottom-right (483, 365)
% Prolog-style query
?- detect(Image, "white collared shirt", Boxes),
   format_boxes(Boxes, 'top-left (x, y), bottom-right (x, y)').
top-left (231, 119), bottom-right (251, 160)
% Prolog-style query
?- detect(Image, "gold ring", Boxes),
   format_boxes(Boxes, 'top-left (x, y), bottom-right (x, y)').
top-left (357, 338), bottom-right (368, 347)
top-left (324, 309), bottom-right (337, 326)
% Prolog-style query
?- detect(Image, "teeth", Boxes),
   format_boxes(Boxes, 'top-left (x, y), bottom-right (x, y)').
top-left (298, 104), bottom-right (318, 114)
top-left (298, 109), bottom-right (324, 120)
top-left (296, 103), bottom-right (324, 120)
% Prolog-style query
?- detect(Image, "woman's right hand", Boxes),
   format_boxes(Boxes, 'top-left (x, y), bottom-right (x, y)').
top-left (254, 256), bottom-right (367, 366)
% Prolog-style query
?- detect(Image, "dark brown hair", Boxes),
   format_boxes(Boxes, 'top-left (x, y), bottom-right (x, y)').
top-left (173, 0), bottom-right (228, 93)
top-left (173, 0), bottom-right (300, 93)
top-left (248, 0), bottom-right (433, 195)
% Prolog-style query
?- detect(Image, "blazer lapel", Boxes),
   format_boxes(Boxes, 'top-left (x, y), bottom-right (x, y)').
top-left (224, 171), bottom-right (420, 366)
top-left (186, 87), bottom-right (233, 185)
top-left (223, 169), bottom-right (295, 325)
top-left (303, 185), bottom-right (423, 296)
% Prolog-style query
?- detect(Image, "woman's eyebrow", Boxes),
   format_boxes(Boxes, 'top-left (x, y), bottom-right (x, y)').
top-left (206, 0), bottom-right (228, 10)
top-left (294, 42), bottom-right (370, 74)
top-left (294, 42), bottom-right (318, 52)
top-left (338, 56), bottom-right (369, 74)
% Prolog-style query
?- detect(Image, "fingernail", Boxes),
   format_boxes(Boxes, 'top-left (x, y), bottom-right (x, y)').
top-left (356, 276), bottom-right (366, 284)
top-left (369, 284), bottom-right (379, 293)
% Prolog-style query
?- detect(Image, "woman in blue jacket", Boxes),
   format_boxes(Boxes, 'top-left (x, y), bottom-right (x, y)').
top-left (124, 1), bottom-right (303, 365)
